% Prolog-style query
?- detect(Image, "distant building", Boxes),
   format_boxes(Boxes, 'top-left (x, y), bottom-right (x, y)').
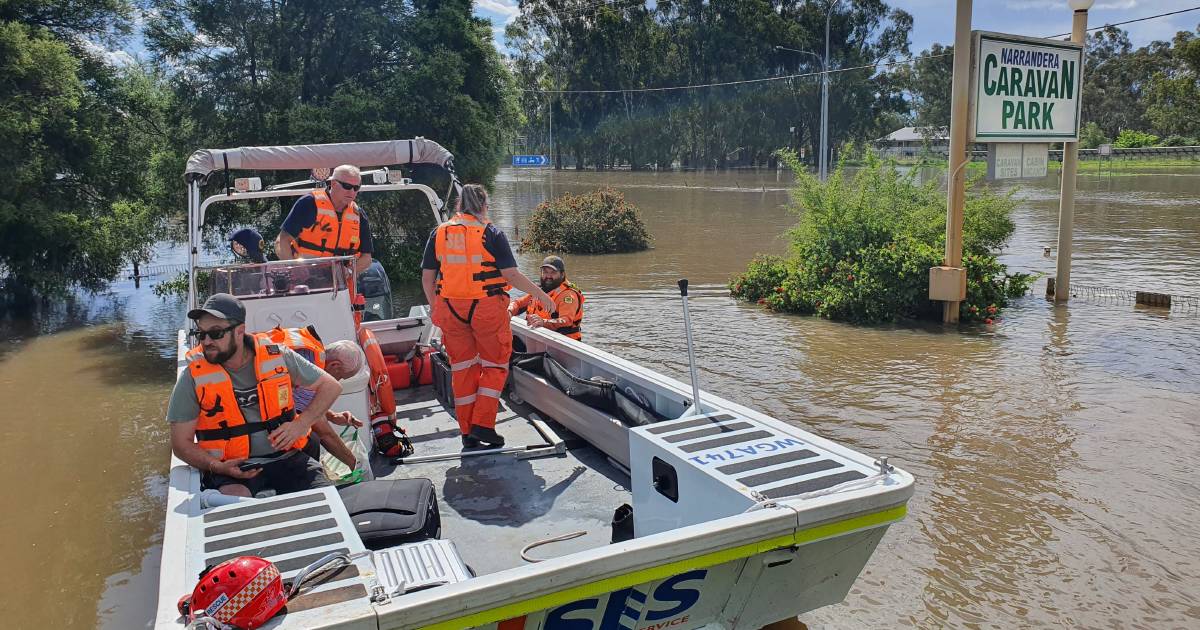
top-left (876, 126), bottom-right (949, 159)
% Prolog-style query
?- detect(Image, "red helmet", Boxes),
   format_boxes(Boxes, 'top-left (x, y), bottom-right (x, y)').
top-left (186, 556), bottom-right (286, 629)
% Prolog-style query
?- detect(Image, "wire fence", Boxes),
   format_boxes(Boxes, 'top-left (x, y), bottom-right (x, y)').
top-left (1041, 280), bottom-right (1200, 314)
top-left (123, 260), bottom-right (233, 280)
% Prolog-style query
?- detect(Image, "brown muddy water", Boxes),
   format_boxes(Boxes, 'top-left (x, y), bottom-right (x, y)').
top-left (1, 167), bottom-right (1197, 628)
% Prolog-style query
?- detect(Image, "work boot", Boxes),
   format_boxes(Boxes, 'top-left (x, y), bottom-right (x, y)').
top-left (461, 434), bottom-right (481, 449)
top-left (469, 425), bottom-right (505, 447)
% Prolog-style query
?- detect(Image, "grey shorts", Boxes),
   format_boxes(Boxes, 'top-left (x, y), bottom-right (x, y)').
top-left (202, 451), bottom-right (332, 497)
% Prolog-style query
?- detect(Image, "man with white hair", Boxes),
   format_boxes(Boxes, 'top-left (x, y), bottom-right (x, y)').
top-left (323, 340), bottom-right (364, 378)
top-left (275, 164), bottom-right (374, 275)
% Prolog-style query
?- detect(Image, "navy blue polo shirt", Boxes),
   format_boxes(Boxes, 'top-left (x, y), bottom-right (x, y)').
top-left (281, 194), bottom-right (374, 255)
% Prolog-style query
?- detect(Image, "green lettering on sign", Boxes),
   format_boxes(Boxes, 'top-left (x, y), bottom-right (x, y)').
top-left (984, 54), bottom-right (998, 96)
top-left (1060, 60), bottom-right (1074, 99)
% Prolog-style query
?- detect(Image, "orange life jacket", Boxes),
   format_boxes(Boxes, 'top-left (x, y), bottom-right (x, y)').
top-left (267, 325), bottom-right (326, 368)
top-left (433, 213), bottom-right (510, 300)
top-left (294, 189), bottom-right (362, 258)
top-left (528, 281), bottom-right (584, 340)
top-left (357, 326), bottom-right (396, 420)
top-left (187, 333), bottom-right (308, 461)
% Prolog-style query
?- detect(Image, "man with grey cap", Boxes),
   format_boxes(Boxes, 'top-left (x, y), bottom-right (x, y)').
top-left (166, 293), bottom-right (343, 497)
top-left (509, 256), bottom-right (585, 341)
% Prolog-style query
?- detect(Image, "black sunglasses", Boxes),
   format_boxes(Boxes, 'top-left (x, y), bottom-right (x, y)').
top-left (191, 325), bottom-right (237, 341)
top-left (332, 180), bottom-right (361, 192)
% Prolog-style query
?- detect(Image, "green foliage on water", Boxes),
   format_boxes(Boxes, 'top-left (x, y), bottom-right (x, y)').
top-left (730, 152), bottom-right (1033, 325)
top-left (522, 188), bottom-right (651, 254)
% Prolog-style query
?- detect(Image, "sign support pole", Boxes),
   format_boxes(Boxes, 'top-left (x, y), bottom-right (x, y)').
top-left (942, 0), bottom-right (973, 324)
top-left (1054, 6), bottom-right (1090, 302)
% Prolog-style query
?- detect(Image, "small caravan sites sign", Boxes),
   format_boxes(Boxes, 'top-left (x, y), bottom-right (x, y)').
top-left (971, 31), bottom-right (1083, 143)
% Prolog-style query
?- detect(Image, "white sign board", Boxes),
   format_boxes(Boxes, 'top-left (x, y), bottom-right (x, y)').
top-left (971, 31), bottom-right (1084, 143)
top-left (987, 143), bottom-right (1048, 179)
top-left (1099, 143), bottom-right (1113, 156)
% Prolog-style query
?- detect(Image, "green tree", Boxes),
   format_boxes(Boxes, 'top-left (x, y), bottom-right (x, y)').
top-left (1145, 28), bottom-right (1200, 139)
top-left (0, 1), bottom-right (170, 300)
top-left (896, 43), bottom-right (952, 134)
top-left (1078, 122), bottom-right (1109, 149)
top-left (145, 0), bottom-right (520, 279)
top-left (506, 1), bottom-right (913, 170)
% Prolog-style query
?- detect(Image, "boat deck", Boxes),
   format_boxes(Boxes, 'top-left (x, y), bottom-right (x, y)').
top-left (371, 387), bottom-right (632, 576)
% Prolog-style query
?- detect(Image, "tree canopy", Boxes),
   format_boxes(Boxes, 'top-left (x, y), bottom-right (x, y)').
top-left (505, 0), bottom-right (913, 170)
top-left (0, 0), bottom-right (166, 300)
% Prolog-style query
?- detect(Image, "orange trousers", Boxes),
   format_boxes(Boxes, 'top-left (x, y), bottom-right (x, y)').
top-left (432, 295), bottom-right (512, 435)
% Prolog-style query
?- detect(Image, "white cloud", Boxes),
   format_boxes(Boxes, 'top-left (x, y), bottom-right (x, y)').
top-left (477, 0), bottom-right (520, 23)
top-left (79, 37), bottom-right (137, 66)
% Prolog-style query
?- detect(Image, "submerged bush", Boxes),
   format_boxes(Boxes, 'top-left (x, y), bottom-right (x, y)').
top-left (522, 188), bottom-right (652, 254)
top-left (730, 151), bottom-right (1033, 324)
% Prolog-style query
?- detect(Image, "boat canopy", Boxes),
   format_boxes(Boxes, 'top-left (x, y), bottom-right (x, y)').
top-left (184, 138), bottom-right (455, 182)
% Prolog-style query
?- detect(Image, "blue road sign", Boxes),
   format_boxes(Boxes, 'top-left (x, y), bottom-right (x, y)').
top-left (512, 155), bottom-right (549, 167)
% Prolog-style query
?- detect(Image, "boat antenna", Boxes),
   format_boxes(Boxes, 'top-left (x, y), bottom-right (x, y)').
top-left (678, 279), bottom-right (702, 414)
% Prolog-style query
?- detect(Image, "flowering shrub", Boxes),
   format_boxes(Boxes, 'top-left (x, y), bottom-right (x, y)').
top-left (522, 188), bottom-right (652, 254)
top-left (730, 151), bottom-right (1034, 324)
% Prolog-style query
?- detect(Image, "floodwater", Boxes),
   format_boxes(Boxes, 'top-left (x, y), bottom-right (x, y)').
top-left (1, 166), bottom-right (1198, 628)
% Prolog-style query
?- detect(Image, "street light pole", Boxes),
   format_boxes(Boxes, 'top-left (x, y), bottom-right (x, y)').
top-left (1055, 0), bottom-right (1093, 302)
top-left (820, 1), bottom-right (837, 181)
top-left (775, 45), bottom-right (825, 174)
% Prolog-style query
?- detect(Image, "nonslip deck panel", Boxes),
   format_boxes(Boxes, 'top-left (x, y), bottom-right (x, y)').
top-left (205, 532), bottom-right (346, 566)
top-left (678, 429), bottom-right (775, 453)
top-left (192, 486), bottom-right (373, 621)
top-left (761, 470), bottom-right (868, 498)
top-left (204, 505), bottom-right (333, 537)
top-left (202, 491), bottom-right (325, 522)
top-left (662, 421), bottom-right (753, 443)
top-left (716, 449), bottom-right (818, 475)
top-left (644, 413), bottom-right (737, 434)
top-left (736, 459), bottom-right (842, 487)
top-left (204, 518), bottom-right (340, 552)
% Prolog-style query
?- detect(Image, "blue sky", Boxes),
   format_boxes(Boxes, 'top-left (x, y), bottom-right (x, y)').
top-left (472, 0), bottom-right (1200, 55)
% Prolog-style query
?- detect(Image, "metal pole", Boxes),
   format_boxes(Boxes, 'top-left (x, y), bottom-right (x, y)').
top-left (943, 0), bottom-right (972, 323)
top-left (678, 279), bottom-right (702, 414)
top-left (820, 4), bottom-right (832, 181)
top-left (1055, 7), bottom-right (1089, 302)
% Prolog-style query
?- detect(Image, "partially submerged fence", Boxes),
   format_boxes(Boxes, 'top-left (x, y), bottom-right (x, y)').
top-left (1043, 278), bottom-right (1199, 314)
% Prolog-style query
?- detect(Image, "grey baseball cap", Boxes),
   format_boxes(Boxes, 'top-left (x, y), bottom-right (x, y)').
top-left (541, 256), bottom-right (565, 273)
top-left (187, 293), bottom-right (246, 323)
